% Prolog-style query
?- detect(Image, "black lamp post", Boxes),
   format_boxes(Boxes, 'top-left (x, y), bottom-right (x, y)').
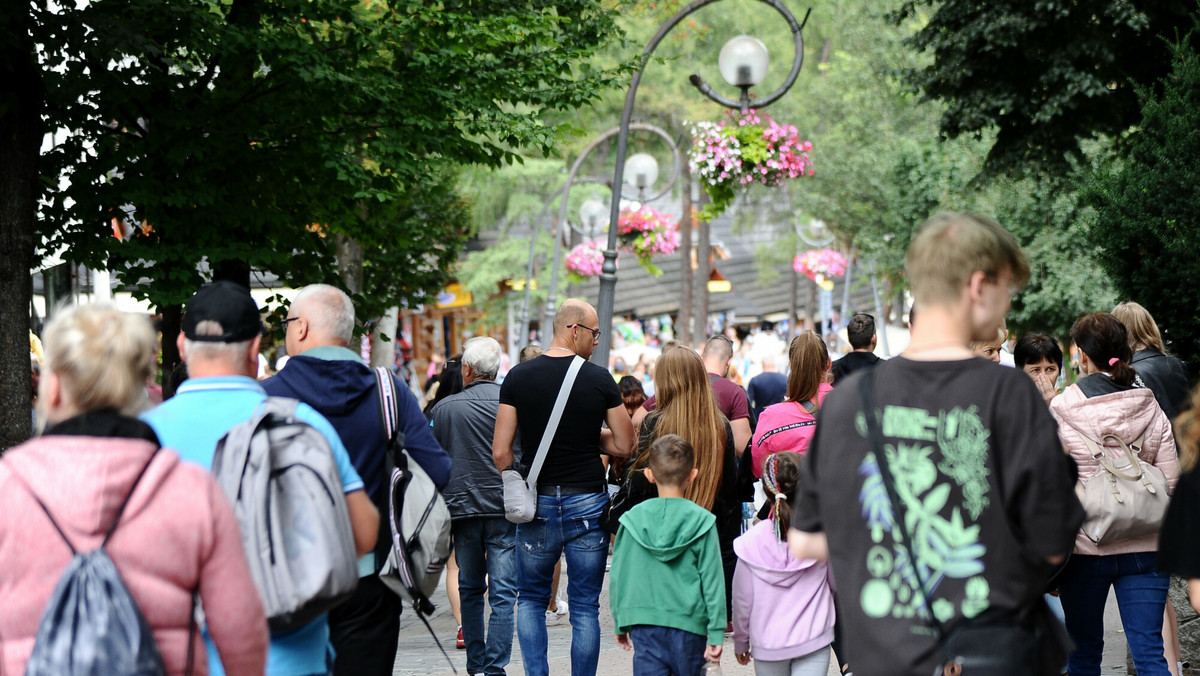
top-left (593, 0), bottom-right (810, 366)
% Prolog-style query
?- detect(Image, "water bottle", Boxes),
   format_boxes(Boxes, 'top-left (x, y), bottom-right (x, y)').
top-left (701, 662), bottom-right (722, 676)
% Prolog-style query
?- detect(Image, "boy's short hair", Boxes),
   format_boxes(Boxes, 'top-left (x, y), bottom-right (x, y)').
top-left (648, 434), bottom-right (694, 488)
top-left (906, 212), bottom-right (1030, 307)
top-left (846, 313), bottom-right (876, 350)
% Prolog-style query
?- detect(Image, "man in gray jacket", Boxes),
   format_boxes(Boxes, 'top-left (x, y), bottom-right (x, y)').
top-left (429, 336), bottom-right (516, 676)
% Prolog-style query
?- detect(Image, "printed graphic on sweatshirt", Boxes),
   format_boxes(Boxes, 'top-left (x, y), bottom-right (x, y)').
top-left (855, 405), bottom-right (991, 624)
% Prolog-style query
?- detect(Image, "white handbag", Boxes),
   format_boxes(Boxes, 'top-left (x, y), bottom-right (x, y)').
top-left (503, 355), bottom-right (585, 524)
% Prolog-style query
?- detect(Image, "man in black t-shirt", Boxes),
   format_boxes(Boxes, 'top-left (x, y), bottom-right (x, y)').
top-left (493, 299), bottom-right (634, 676)
top-left (788, 213), bottom-right (1083, 676)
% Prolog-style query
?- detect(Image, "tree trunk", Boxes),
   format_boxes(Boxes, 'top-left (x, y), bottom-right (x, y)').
top-left (0, 4), bottom-right (45, 450)
top-left (160, 304), bottom-right (184, 399)
top-left (337, 233), bottom-right (365, 295)
top-left (370, 307), bottom-right (398, 369)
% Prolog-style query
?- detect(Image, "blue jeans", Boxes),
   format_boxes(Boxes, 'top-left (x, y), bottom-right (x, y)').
top-left (454, 516), bottom-right (517, 675)
top-left (515, 491), bottom-right (608, 676)
top-left (1058, 552), bottom-right (1170, 676)
top-left (629, 625), bottom-right (708, 676)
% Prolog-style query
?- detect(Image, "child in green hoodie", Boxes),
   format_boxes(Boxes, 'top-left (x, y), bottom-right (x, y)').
top-left (611, 434), bottom-right (726, 675)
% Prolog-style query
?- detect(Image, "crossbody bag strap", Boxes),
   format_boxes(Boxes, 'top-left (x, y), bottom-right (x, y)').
top-left (858, 368), bottom-right (946, 638)
top-left (1077, 428), bottom-right (1150, 482)
top-left (526, 356), bottom-right (585, 488)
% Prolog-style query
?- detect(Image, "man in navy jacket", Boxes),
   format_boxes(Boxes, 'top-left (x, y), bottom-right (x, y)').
top-left (264, 284), bottom-right (451, 676)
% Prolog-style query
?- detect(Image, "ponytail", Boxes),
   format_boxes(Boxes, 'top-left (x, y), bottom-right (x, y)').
top-left (762, 452), bottom-right (804, 541)
top-left (1070, 312), bottom-right (1135, 386)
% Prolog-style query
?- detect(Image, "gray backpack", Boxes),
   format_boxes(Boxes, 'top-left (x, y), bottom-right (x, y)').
top-left (213, 397), bottom-right (359, 632)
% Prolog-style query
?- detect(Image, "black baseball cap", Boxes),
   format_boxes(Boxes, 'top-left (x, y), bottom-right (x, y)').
top-left (183, 281), bottom-right (264, 343)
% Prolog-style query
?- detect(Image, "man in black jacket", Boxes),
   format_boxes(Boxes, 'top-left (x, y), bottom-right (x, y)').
top-left (430, 336), bottom-right (517, 676)
top-left (831, 312), bottom-right (881, 384)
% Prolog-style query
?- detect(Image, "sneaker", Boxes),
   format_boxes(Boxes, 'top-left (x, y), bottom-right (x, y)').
top-left (545, 598), bottom-right (568, 626)
top-left (456, 626), bottom-right (465, 650)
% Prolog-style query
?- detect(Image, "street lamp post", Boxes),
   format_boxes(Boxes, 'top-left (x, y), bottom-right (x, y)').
top-left (542, 123), bottom-right (679, 333)
top-left (594, 0), bottom-right (810, 366)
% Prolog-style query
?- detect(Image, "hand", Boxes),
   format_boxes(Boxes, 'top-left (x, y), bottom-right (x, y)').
top-left (704, 644), bottom-right (723, 663)
top-left (736, 651), bottom-right (751, 665)
top-left (1032, 373), bottom-right (1058, 405)
top-left (616, 633), bottom-right (632, 651)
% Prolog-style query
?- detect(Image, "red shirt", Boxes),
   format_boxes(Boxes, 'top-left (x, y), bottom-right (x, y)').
top-left (643, 373), bottom-right (750, 422)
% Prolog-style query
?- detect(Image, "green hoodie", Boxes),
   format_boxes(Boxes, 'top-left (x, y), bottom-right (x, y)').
top-left (610, 496), bottom-right (726, 644)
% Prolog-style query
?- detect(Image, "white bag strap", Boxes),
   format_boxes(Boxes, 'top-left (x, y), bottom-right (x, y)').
top-left (1077, 428), bottom-right (1150, 482)
top-left (526, 355), bottom-right (585, 488)
top-left (373, 367), bottom-right (400, 444)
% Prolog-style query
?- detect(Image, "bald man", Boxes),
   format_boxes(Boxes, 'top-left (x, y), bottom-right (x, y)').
top-left (493, 299), bottom-right (634, 676)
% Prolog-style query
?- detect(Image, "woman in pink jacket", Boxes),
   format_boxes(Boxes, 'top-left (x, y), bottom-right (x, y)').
top-left (0, 304), bottom-right (268, 675)
top-left (732, 452), bottom-right (834, 675)
top-left (751, 332), bottom-right (833, 478)
top-left (1050, 312), bottom-right (1179, 676)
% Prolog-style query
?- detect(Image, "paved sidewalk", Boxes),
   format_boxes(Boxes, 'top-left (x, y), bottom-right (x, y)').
top-left (394, 570), bottom-right (1133, 675)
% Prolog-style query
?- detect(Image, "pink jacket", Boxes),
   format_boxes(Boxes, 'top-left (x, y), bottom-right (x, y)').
top-left (751, 382), bottom-right (833, 478)
top-left (1050, 383), bottom-right (1180, 556)
top-left (0, 435), bottom-right (268, 676)
top-left (732, 520), bottom-right (835, 661)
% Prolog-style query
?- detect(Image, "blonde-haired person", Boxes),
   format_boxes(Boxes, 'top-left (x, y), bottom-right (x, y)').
top-left (1112, 302), bottom-right (1190, 419)
top-left (968, 327), bottom-right (1005, 363)
top-left (750, 331), bottom-right (833, 478)
top-left (0, 304), bottom-right (267, 675)
top-left (1050, 312), bottom-right (1179, 676)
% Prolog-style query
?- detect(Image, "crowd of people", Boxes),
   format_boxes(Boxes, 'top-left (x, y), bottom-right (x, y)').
top-left (6, 210), bottom-right (1200, 676)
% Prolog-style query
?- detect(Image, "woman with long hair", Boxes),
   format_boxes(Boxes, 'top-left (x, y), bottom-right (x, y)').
top-left (624, 347), bottom-right (741, 622)
top-left (1050, 312), bottom-right (1179, 676)
top-left (0, 304), bottom-right (267, 675)
top-left (750, 331), bottom-right (833, 478)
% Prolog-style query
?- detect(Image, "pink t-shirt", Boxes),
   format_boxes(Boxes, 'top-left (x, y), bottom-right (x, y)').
top-left (751, 382), bottom-right (834, 478)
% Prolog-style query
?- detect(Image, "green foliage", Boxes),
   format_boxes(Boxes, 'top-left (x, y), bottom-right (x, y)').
top-left (890, 0), bottom-right (1195, 177)
top-left (1085, 30), bottom-right (1200, 375)
top-left (30, 0), bottom-right (628, 316)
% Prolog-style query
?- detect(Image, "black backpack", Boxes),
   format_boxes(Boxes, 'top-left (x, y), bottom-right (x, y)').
top-left (11, 449), bottom-right (197, 676)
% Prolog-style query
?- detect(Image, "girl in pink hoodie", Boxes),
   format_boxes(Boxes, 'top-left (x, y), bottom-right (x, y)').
top-left (732, 452), bottom-right (835, 676)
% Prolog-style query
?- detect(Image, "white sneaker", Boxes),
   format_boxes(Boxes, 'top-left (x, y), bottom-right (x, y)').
top-left (545, 598), bottom-right (568, 626)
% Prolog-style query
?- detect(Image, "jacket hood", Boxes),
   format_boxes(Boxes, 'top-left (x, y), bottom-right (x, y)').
top-left (733, 520), bottom-right (819, 586)
top-left (618, 498), bottom-right (716, 561)
top-left (1053, 381), bottom-right (1160, 442)
top-left (270, 354), bottom-right (376, 417)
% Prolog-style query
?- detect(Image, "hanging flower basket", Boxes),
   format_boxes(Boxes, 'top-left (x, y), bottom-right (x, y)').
top-left (565, 239), bottom-right (605, 285)
top-left (794, 248), bottom-right (846, 290)
top-left (617, 206), bottom-right (680, 277)
top-left (686, 109), bottom-right (814, 222)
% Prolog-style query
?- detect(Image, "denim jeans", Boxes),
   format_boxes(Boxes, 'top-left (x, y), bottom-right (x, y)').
top-left (515, 491), bottom-right (608, 676)
top-left (454, 516), bottom-right (517, 675)
top-left (1058, 552), bottom-right (1170, 676)
top-left (628, 625), bottom-right (708, 676)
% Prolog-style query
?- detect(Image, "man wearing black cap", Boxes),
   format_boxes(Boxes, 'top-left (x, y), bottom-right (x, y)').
top-left (143, 280), bottom-right (380, 676)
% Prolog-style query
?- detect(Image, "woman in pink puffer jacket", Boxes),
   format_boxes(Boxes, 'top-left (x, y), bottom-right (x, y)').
top-left (1050, 312), bottom-right (1179, 676)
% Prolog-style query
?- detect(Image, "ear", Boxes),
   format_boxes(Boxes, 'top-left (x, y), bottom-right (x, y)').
top-left (39, 371), bottom-right (64, 419)
top-left (295, 316), bottom-right (310, 343)
top-left (643, 467), bottom-right (657, 485)
top-left (248, 335), bottom-right (263, 372)
top-left (966, 270), bottom-right (988, 303)
top-left (687, 467), bottom-right (699, 484)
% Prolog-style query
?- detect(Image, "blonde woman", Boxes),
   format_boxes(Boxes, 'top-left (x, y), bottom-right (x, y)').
top-left (0, 305), bottom-right (267, 675)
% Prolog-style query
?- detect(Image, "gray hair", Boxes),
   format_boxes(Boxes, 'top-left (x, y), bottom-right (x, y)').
top-left (293, 284), bottom-right (355, 345)
top-left (184, 338), bottom-right (255, 365)
top-left (462, 337), bottom-right (502, 381)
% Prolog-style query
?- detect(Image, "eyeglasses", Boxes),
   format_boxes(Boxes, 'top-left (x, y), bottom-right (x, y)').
top-left (569, 323), bottom-right (602, 340)
top-left (280, 316), bottom-right (301, 330)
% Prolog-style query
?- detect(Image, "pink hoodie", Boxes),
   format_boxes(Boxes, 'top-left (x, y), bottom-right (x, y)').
top-left (0, 435), bottom-right (268, 676)
top-left (1050, 382), bottom-right (1180, 556)
top-left (732, 520), bottom-right (835, 661)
